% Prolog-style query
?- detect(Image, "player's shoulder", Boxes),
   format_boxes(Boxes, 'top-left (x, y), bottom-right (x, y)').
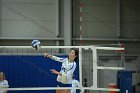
top-left (75, 79), bottom-right (79, 82)
top-left (3, 80), bottom-right (8, 83)
top-left (0, 80), bottom-right (8, 85)
top-left (70, 61), bottom-right (76, 67)
top-left (61, 57), bottom-right (69, 60)
top-left (72, 79), bottom-right (79, 83)
top-left (73, 62), bottom-right (76, 66)
top-left (59, 57), bottom-right (67, 61)
top-left (72, 61), bottom-right (76, 65)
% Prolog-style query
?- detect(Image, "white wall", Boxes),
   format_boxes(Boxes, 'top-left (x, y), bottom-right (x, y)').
top-left (0, 0), bottom-right (58, 39)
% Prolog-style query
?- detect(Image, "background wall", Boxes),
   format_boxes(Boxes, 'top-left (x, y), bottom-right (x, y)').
top-left (0, 0), bottom-right (58, 39)
top-left (0, 0), bottom-right (140, 93)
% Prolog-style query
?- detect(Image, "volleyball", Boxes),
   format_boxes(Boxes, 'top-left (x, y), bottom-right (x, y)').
top-left (31, 40), bottom-right (41, 50)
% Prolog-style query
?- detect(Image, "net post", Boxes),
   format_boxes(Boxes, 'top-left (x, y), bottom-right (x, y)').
top-left (91, 46), bottom-right (98, 88)
top-left (79, 47), bottom-right (83, 89)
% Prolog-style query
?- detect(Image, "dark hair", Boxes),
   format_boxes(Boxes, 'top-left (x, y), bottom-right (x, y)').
top-left (71, 48), bottom-right (79, 62)
top-left (72, 74), bottom-right (75, 79)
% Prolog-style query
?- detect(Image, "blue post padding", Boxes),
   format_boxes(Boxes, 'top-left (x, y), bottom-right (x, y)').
top-left (117, 70), bottom-right (133, 93)
top-left (0, 55), bottom-right (79, 93)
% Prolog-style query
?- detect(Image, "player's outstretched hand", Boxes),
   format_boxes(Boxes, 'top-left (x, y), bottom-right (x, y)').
top-left (50, 69), bottom-right (61, 76)
top-left (44, 53), bottom-right (52, 58)
top-left (50, 69), bottom-right (58, 74)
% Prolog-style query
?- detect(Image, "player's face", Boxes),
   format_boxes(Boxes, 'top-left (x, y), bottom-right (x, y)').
top-left (0, 73), bottom-right (4, 81)
top-left (69, 50), bottom-right (76, 61)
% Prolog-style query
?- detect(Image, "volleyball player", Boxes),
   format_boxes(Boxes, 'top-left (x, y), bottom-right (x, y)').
top-left (0, 72), bottom-right (9, 93)
top-left (44, 48), bottom-right (79, 93)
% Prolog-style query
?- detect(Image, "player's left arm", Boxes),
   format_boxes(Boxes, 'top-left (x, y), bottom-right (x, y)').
top-left (50, 69), bottom-right (62, 76)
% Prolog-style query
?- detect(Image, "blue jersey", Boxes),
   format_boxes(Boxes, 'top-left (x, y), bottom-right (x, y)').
top-left (52, 56), bottom-right (76, 84)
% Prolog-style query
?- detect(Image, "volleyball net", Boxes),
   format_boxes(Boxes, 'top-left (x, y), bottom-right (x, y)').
top-left (0, 45), bottom-right (125, 93)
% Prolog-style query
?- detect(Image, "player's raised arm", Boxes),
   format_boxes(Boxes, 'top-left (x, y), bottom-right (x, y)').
top-left (44, 52), bottom-right (65, 62)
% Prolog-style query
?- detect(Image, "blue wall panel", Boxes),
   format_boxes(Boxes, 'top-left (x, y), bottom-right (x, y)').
top-left (0, 55), bottom-right (79, 93)
top-left (117, 70), bottom-right (132, 93)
